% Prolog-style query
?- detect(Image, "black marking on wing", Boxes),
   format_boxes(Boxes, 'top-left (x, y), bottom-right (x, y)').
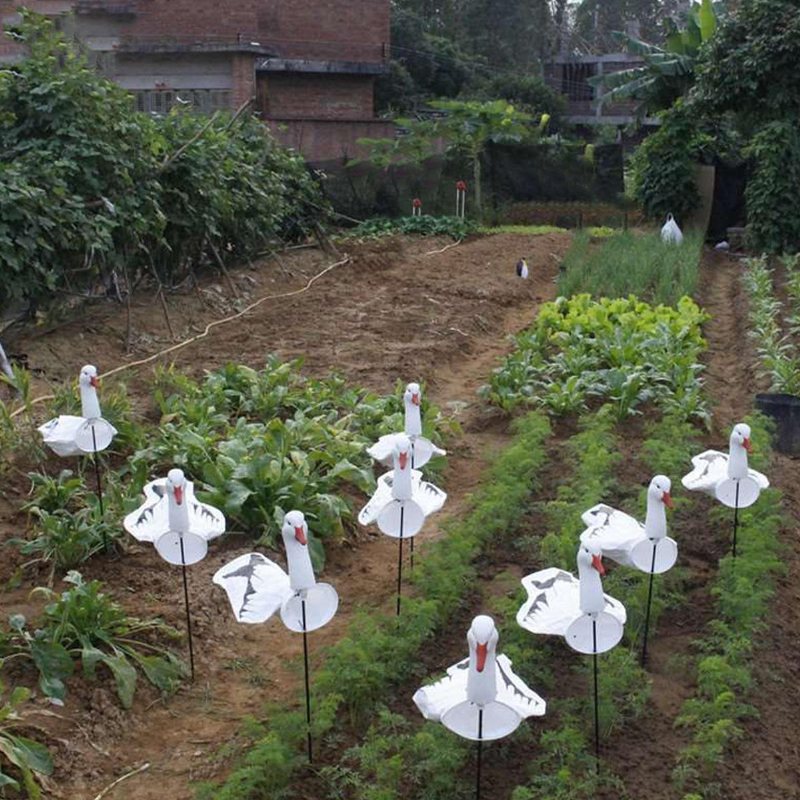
top-left (193, 502), bottom-right (219, 524)
top-left (525, 591), bottom-right (549, 618)
top-left (530, 571), bottom-right (571, 591)
top-left (221, 555), bottom-right (267, 616)
top-left (589, 506), bottom-right (614, 529)
top-left (497, 660), bottom-right (540, 707)
top-left (695, 453), bottom-right (726, 480)
top-left (133, 503), bottom-right (159, 528)
top-left (422, 483), bottom-right (444, 498)
top-left (152, 484), bottom-right (166, 498)
top-left (455, 658), bottom-right (470, 671)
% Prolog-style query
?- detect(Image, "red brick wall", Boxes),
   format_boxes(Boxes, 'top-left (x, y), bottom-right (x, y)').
top-left (231, 53), bottom-right (255, 108)
top-left (0, 1), bottom-right (390, 63)
top-left (261, 74), bottom-right (374, 120)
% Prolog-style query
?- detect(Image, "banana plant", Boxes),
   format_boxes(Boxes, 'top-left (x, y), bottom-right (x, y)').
top-left (590, 0), bottom-right (724, 117)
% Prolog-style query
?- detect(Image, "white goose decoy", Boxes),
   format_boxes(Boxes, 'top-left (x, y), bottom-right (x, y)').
top-left (682, 422), bottom-right (769, 509)
top-left (123, 468), bottom-right (225, 565)
top-left (38, 365), bottom-right (117, 456)
top-left (581, 475), bottom-right (677, 574)
top-left (367, 383), bottom-right (446, 470)
top-left (358, 434), bottom-right (446, 538)
top-left (517, 542), bottom-right (626, 654)
top-left (213, 510), bottom-right (338, 632)
top-left (413, 615), bottom-right (545, 741)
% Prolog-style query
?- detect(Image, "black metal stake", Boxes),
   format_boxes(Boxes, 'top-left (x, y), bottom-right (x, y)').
top-left (593, 619), bottom-right (600, 774)
top-left (732, 481), bottom-right (740, 560)
top-left (90, 425), bottom-right (108, 552)
top-left (476, 708), bottom-right (484, 800)
top-left (641, 542), bottom-right (658, 667)
top-left (301, 599), bottom-right (313, 764)
top-left (410, 445), bottom-right (415, 573)
top-left (396, 506), bottom-right (405, 616)
top-left (179, 535), bottom-right (195, 682)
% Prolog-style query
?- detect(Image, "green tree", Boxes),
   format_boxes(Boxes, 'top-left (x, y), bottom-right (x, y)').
top-left (409, 100), bottom-right (535, 217)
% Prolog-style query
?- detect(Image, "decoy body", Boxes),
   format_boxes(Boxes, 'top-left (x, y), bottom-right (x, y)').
top-left (359, 434), bottom-right (446, 538)
top-left (413, 615), bottom-right (545, 741)
top-left (39, 365), bottom-right (117, 456)
top-left (367, 383), bottom-right (446, 470)
top-left (517, 542), bottom-right (626, 654)
top-left (581, 475), bottom-right (677, 573)
top-left (516, 258), bottom-right (529, 279)
top-left (213, 510), bottom-right (338, 632)
top-left (682, 422), bottom-right (769, 508)
top-left (123, 468), bottom-right (225, 565)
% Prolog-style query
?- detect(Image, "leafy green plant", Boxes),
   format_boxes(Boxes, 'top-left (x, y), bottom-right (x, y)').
top-left (7, 572), bottom-right (185, 707)
top-left (0, 679), bottom-right (53, 798)
top-left (742, 255), bottom-right (800, 393)
top-left (345, 215), bottom-right (477, 240)
top-left (482, 294), bottom-right (710, 424)
top-left (136, 361), bottom-right (451, 554)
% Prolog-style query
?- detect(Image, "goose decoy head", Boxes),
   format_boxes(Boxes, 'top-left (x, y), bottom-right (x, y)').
top-left (282, 510), bottom-right (308, 547)
top-left (404, 382), bottom-right (421, 407)
top-left (731, 423), bottom-right (752, 453)
top-left (649, 475), bottom-right (673, 508)
top-left (79, 364), bottom-right (99, 389)
top-left (166, 468), bottom-right (187, 505)
top-left (468, 615), bottom-right (497, 672)
top-left (393, 434), bottom-right (412, 471)
top-left (578, 541), bottom-right (605, 575)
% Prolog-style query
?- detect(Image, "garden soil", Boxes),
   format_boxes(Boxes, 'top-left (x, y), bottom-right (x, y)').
top-left (1, 239), bottom-right (799, 800)
top-left (0, 232), bottom-right (568, 799)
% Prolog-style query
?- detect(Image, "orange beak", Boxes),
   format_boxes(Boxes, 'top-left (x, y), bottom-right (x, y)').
top-left (399, 451), bottom-right (408, 470)
top-left (411, 393), bottom-right (420, 406)
top-left (662, 491), bottom-right (673, 509)
top-left (295, 525), bottom-right (307, 545)
top-left (174, 486), bottom-right (183, 505)
top-left (743, 437), bottom-right (752, 453)
top-left (90, 376), bottom-right (99, 389)
top-left (591, 554), bottom-right (605, 575)
top-left (475, 642), bottom-right (488, 672)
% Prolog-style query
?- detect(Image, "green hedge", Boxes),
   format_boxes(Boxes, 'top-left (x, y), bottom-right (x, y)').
top-left (0, 12), bottom-right (325, 316)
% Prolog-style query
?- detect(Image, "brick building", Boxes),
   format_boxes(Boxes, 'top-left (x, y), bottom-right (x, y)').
top-left (0, 0), bottom-right (393, 163)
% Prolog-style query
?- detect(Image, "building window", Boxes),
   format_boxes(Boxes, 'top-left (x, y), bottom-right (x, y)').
top-left (133, 89), bottom-right (232, 115)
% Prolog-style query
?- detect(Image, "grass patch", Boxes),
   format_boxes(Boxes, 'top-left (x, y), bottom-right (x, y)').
top-left (557, 230), bottom-right (703, 305)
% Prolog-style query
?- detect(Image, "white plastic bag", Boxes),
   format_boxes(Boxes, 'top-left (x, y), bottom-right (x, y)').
top-left (660, 213), bottom-right (684, 245)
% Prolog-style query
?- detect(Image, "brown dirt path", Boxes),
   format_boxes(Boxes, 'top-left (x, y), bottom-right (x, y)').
top-left (0, 232), bottom-right (570, 799)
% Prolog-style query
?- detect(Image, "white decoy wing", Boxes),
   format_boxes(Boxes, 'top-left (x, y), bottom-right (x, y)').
top-left (413, 654), bottom-right (545, 724)
top-left (358, 469), bottom-right (446, 526)
top-left (39, 415), bottom-right (117, 457)
top-left (184, 481), bottom-right (225, 540)
top-left (580, 503), bottom-right (643, 567)
top-left (681, 450), bottom-right (728, 495)
top-left (682, 450), bottom-right (769, 496)
top-left (367, 433), bottom-right (446, 469)
top-left (358, 473), bottom-right (393, 526)
top-left (411, 469), bottom-right (447, 516)
top-left (123, 480), bottom-right (169, 543)
top-left (213, 553), bottom-right (293, 624)
top-left (495, 654), bottom-right (546, 718)
top-left (517, 567), bottom-right (625, 636)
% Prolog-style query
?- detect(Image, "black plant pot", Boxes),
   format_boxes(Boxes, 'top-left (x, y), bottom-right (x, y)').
top-left (755, 393), bottom-right (800, 457)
